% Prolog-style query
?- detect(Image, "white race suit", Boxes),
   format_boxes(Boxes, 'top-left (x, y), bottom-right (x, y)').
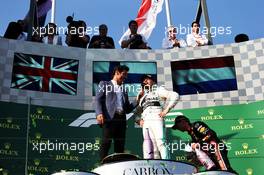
top-left (136, 86), bottom-right (179, 159)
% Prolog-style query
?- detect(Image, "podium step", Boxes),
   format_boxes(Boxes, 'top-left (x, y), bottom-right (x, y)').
top-left (193, 171), bottom-right (237, 175)
top-left (93, 159), bottom-right (197, 175)
top-left (51, 172), bottom-right (99, 175)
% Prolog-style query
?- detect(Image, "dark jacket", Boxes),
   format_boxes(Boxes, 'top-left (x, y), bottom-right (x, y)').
top-left (95, 81), bottom-right (137, 120)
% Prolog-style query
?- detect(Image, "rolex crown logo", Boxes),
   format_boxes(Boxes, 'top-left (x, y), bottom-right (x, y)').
top-left (35, 133), bottom-right (42, 140)
top-left (208, 109), bottom-right (214, 115)
top-left (36, 108), bottom-right (44, 114)
top-left (4, 143), bottom-right (11, 150)
top-left (246, 168), bottom-right (253, 175)
top-left (238, 118), bottom-right (244, 125)
top-left (95, 137), bottom-right (100, 144)
top-left (34, 159), bottom-right (40, 166)
top-left (6, 117), bottom-right (12, 123)
top-left (65, 150), bottom-right (70, 155)
top-left (242, 143), bottom-right (249, 150)
top-left (3, 170), bottom-right (9, 175)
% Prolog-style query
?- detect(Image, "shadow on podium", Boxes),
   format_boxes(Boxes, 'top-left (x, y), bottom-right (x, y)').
top-left (101, 153), bottom-right (140, 164)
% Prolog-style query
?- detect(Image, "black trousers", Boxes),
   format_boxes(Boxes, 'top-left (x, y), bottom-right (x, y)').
top-left (100, 113), bottom-right (126, 161)
top-left (208, 142), bottom-right (237, 173)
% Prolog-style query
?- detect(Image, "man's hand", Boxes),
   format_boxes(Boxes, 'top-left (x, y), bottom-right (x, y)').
top-left (96, 114), bottom-right (105, 125)
top-left (173, 40), bottom-right (180, 47)
top-left (191, 142), bottom-right (199, 150)
top-left (105, 41), bottom-right (114, 48)
top-left (139, 119), bottom-right (144, 127)
top-left (94, 40), bottom-right (101, 45)
top-left (159, 108), bottom-right (169, 118)
top-left (138, 42), bottom-right (148, 49)
top-left (196, 38), bottom-right (204, 46)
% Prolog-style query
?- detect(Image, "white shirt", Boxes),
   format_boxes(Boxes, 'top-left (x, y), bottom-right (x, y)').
top-left (162, 37), bottom-right (187, 49)
top-left (42, 35), bottom-right (62, 45)
top-left (186, 33), bottom-right (208, 47)
top-left (111, 80), bottom-right (124, 112)
top-left (138, 86), bottom-right (179, 117)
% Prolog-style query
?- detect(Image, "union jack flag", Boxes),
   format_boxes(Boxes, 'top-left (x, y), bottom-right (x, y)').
top-left (11, 53), bottom-right (79, 95)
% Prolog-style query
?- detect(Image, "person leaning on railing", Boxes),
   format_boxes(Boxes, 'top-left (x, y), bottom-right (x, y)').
top-left (4, 19), bottom-right (27, 40)
top-left (65, 16), bottom-right (90, 48)
top-left (42, 23), bottom-right (62, 45)
top-left (186, 21), bottom-right (208, 47)
top-left (88, 24), bottom-right (115, 49)
top-left (120, 20), bottom-right (149, 49)
top-left (162, 26), bottom-right (187, 49)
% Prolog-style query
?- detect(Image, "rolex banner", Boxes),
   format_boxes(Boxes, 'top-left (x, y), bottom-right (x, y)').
top-left (165, 100), bottom-right (264, 174)
top-left (0, 101), bottom-right (142, 175)
top-left (0, 100), bottom-right (264, 175)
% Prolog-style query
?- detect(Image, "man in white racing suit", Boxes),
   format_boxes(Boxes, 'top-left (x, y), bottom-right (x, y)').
top-left (135, 74), bottom-right (179, 159)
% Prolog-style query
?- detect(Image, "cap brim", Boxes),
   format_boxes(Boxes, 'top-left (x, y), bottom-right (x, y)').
top-left (141, 75), bottom-right (153, 82)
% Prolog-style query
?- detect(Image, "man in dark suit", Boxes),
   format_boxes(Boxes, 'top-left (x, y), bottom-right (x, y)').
top-left (96, 65), bottom-right (137, 161)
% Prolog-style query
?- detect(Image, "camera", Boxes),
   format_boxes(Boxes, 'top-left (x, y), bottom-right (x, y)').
top-left (100, 37), bottom-right (107, 42)
top-left (129, 34), bottom-right (144, 49)
top-left (65, 16), bottom-right (83, 36)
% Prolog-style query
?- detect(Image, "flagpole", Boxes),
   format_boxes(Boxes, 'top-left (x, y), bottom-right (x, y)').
top-left (201, 0), bottom-right (213, 44)
top-left (164, 0), bottom-right (172, 27)
top-left (27, 0), bottom-right (37, 41)
top-left (51, 0), bottom-right (56, 23)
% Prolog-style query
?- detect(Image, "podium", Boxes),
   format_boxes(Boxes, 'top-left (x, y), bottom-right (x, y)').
top-left (51, 154), bottom-right (237, 175)
top-left (101, 153), bottom-right (140, 164)
top-left (51, 172), bottom-right (99, 175)
top-left (193, 171), bottom-right (237, 175)
top-left (92, 153), bottom-right (197, 175)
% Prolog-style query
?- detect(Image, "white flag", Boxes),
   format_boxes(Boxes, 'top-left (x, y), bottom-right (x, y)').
top-left (119, 0), bottom-right (164, 45)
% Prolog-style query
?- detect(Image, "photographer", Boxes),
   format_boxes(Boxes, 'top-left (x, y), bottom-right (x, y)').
top-left (42, 23), bottom-right (62, 45)
top-left (4, 20), bottom-right (27, 40)
top-left (65, 16), bottom-right (90, 48)
top-left (121, 20), bottom-right (148, 49)
top-left (88, 24), bottom-right (115, 49)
